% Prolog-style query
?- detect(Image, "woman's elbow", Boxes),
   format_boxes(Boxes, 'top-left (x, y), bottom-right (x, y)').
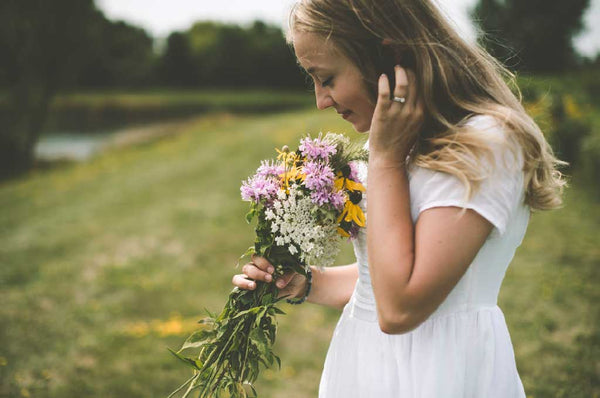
top-left (378, 311), bottom-right (422, 335)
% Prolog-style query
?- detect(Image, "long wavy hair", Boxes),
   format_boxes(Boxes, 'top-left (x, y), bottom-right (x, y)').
top-left (286, 0), bottom-right (567, 210)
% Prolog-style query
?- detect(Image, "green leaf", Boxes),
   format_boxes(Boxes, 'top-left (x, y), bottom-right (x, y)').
top-left (180, 328), bottom-right (216, 350)
top-left (168, 348), bottom-right (202, 370)
top-left (274, 354), bottom-right (281, 370)
top-left (261, 293), bottom-right (272, 305)
top-left (269, 306), bottom-right (286, 315)
top-left (245, 210), bottom-right (254, 224)
top-left (237, 246), bottom-right (255, 267)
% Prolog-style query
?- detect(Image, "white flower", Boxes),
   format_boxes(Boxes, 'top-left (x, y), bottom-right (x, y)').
top-left (265, 209), bottom-right (275, 220)
top-left (265, 187), bottom-right (341, 268)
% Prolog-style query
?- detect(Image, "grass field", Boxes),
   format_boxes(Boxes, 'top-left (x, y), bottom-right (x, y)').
top-left (1, 107), bottom-right (598, 397)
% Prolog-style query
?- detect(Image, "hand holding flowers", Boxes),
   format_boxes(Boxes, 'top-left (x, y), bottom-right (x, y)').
top-left (168, 133), bottom-right (368, 398)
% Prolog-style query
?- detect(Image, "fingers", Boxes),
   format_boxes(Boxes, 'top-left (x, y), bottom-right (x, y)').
top-left (232, 255), bottom-right (300, 292)
top-left (251, 254), bottom-right (275, 274)
top-left (232, 273), bottom-right (256, 290)
top-left (242, 261), bottom-right (274, 283)
top-left (376, 66), bottom-right (411, 113)
top-left (403, 68), bottom-right (424, 119)
top-left (376, 73), bottom-right (392, 112)
top-left (394, 65), bottom-right (409, 99)
top-left (231, 261), bottom-right (275, 290)
top-left (274, 272), bottom-right (296, 289)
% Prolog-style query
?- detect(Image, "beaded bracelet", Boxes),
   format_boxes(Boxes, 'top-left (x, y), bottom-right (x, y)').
top-left (286, 267), bottom-right (312, 305)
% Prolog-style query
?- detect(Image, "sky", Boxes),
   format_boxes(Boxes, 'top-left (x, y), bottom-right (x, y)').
top-left (96, 0), bottom-right (600, 57)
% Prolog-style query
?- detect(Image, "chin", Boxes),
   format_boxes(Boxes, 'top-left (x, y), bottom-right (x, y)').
top-left (353, 120), bottom-right (370, 134)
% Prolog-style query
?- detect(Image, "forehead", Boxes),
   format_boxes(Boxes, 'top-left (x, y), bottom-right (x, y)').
top-left (293, 31), bottom-right (342, 72)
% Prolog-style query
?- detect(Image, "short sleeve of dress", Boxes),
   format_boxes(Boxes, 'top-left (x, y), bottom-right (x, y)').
top-left (410, 115), bottom-right (525, 237)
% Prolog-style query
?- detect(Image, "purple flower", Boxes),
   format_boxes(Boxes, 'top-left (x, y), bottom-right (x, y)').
top-left (299, 135), bottom-right (337, 161)
top-left (303, 161), bottom-right (334, 192)
top-left (256, 160), bottom-right (284, 178)
top-left (329, 190), bottom-right (346, 211)
top-left (240, 175), bottom-right (280, 204)
top-left (348, 161), bottom-right (359, 181)
top-left (309, 190), bottom-right (330, 206)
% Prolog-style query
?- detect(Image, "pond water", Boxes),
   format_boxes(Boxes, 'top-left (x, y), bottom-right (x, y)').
top-left (35, 132), bottom-right (114, 161)
top-left (34, 119), bottom-right (188, 162)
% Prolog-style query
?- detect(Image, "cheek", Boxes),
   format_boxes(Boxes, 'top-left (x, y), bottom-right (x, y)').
top-left (357, 95), bottom-right (376, 118)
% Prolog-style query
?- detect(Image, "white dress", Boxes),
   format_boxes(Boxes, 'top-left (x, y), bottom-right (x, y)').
top-left (319, 115), bottom-right (529, 398)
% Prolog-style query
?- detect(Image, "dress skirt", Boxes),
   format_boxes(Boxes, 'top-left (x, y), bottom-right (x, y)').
top-left (318, 296), bottom-right (527, 398)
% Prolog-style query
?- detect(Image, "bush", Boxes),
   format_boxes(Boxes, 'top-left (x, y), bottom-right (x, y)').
top-left (520, 75), bottom-right (597, 181)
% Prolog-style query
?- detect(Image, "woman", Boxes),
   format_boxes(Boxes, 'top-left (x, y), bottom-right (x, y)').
top-left (232, 0), bottom-right (566, 396)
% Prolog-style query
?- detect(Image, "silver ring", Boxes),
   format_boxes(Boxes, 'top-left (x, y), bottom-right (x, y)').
top-left (393, 96), bottom-right (406, 103)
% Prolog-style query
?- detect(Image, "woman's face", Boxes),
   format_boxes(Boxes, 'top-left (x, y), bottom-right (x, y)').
top-left (293, 31), bottom-right (376, 133)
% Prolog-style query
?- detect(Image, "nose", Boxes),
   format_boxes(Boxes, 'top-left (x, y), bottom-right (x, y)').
top-left (315, 85), bottom-right (335, 110)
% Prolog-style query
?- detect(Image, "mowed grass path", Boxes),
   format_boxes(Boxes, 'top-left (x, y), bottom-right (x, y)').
top-left (1, 108), bottom-right (597, 397)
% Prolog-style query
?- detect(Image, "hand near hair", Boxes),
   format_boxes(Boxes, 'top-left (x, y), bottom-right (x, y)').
top-left (369, 65), bottom-right (425, 165)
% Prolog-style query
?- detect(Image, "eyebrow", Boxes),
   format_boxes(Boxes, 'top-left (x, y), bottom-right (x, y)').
top-left (306, 66), bottom-right (323, 74)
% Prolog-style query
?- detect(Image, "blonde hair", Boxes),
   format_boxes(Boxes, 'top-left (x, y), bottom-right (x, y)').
top-left (287, 0), bottom-right (567, 210)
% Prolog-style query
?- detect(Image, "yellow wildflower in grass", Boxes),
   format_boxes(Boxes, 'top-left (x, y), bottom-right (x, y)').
top-left (152, 313), bottom-right (200, 337)
top-left (153, 316), bottom-right (183, 337)
top-left (122, 321), bottom-right (151, 338)
top-left (524, 96), bottom-right (553, 130)
top-left (563, 94), bottom-right (583, 119)
top-left (121, 313), bottom-right (199, 338)
top-left (281, 365), bottom-right (296, 379)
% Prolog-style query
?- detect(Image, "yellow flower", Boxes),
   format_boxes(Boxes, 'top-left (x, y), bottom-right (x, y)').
top-left (275, 145), bottom-right (290, 161)
top-left (275, 146), bottom-right (302, 166)
top-left (337, 197), bottom-right (366, 227)
top-left (563, 94), bottom-right (583, 119)
top-left (334, 171), bottom-right (366, 193)
top-left (279, 164), bottom-right (306, 191)
top-left (337, 226), bottom-right (351, 238)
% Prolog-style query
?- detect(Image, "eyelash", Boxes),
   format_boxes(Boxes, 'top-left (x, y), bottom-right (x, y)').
top-left (320, 77), bottom-right (333, 87)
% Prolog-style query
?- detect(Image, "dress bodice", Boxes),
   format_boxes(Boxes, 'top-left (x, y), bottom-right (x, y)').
top-left (349, 115), bottom-right (530, 322)
top-left (319, 115), bottom-right (529, 398)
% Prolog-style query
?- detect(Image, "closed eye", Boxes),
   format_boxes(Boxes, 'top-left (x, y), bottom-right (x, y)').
top-left (321, 77), bottom-right (333, 87)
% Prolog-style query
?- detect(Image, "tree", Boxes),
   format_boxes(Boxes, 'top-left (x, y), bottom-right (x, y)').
top-left (159, 20), bottom-right (306, 89)
top-left (0, 0), bottom-right (101, 179)
top-left (77, 18), bottom-right (156, 88)
top-left (157, 32), bottom-right (199, 87)
top-left (471, 0), bottom-right (590, 72)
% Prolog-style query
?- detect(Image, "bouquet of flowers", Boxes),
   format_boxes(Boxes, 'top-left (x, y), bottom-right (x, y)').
top-left (168, 133), bottom-right (368, 398)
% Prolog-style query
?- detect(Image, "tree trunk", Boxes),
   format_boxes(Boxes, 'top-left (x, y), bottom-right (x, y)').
top-left (0, 77), bottom-right (54, 181)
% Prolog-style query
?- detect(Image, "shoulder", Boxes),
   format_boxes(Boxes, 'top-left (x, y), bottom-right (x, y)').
top-left (412, 113), bottom-right (523, 174)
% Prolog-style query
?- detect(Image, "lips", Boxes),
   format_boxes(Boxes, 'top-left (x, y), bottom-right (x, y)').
top-left (337, 110), bottom-right (352, 119)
